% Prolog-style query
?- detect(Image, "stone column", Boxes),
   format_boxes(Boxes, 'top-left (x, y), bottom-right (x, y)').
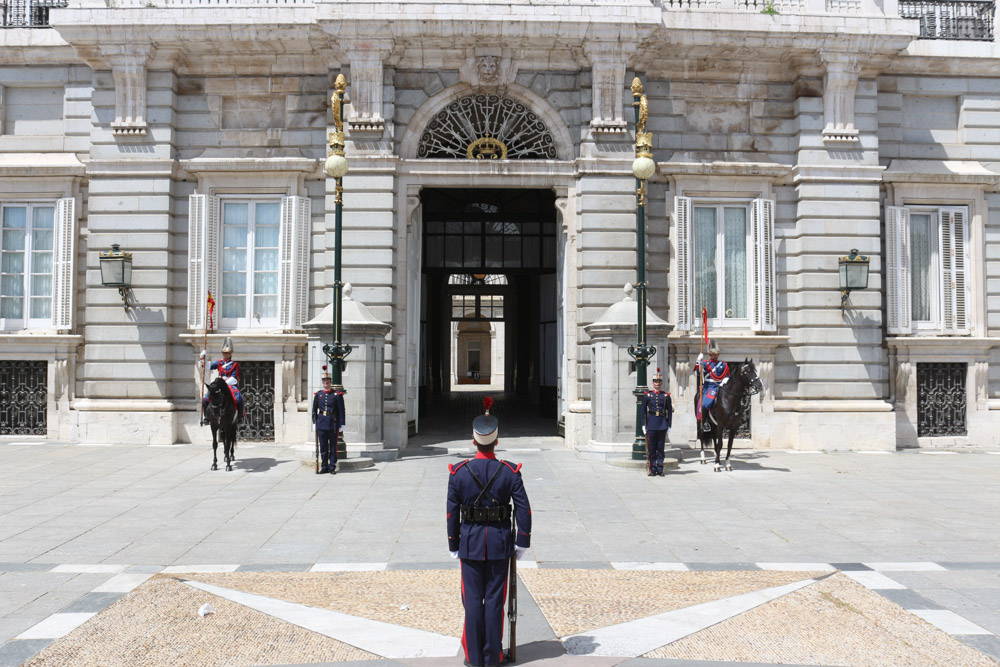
top-left (304, 284), bottom-right (395, 460)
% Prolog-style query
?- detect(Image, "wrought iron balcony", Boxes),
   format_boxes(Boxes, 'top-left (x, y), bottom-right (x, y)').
top-left (1, 0), bottom-right (67, 27)
top-left (899, 0), bottom-right (995, 40)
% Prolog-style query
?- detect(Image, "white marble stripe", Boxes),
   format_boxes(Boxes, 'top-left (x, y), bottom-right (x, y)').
top-left (910, 609), bottom-right (992, 635)
top-left (517, 560), bottom-right (538, 569)
top-left (784, 450), bottom-right (823, 454)
top-left (77, 443), bottom-right (114, 447)
top-left (51, 564), bottom-right (126, 574)
top-left (160, 564), bottom-right (240, 574)
top-left (310, 562), bottom-right (387, 572)
top-left (863, 562), bottom-right (947, 572)
top-left (499, 448), bottom-right (542, 452)
top-left (920, 451), bottom-right (958, 455)
top-left (858, 451), bottom-right (892, 455)
top-left (986, 452), bottom-right (1000, 455)
top-left (756, 563), bottom-right (836, 572)
top-left (16, 613), bottom-right (96, 639)
top-left (612, 562), bottom-right (689, 571)
top-left (563, 578), bottom-right (817, 656)
top-left (843, 571), bottom-right (907, 590)
top-left (184, 580), bottom-right (460, 658)
top-left (93, 573), bottom-right (154, 593)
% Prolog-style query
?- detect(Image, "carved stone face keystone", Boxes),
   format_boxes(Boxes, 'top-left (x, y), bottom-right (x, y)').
top-left (477, 56), bottom-right (500, 83)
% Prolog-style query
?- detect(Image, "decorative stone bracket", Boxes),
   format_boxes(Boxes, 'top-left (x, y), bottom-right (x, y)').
top-left (458, 50), bottom-right (518, 90)
top-left (101, 44), bottom-right (153, 136)
top-left (583, 42), bottom-right (632, 135)
top-left (342, 39), bottom-right (392, 134)
top-left (821, 51), bottom-right (860, 144)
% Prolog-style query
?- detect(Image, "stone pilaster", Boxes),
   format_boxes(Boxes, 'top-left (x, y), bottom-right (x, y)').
top-left (342, 39), bottom-right (393, 134)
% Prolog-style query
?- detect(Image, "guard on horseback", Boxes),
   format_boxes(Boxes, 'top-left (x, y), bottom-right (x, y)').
top-left (695, 339), bottom-right (730, 433)
top-left (200, 337), bottom-right (244, 425)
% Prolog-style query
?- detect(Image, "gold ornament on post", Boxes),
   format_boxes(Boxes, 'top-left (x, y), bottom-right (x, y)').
top-left (631, 77), bottom-right (655, 205)
top-left (325, 74), bottom-right (349, 201)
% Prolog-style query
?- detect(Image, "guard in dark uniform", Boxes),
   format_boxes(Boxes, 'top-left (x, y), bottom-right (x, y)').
top-left (446, 397), bottom-right (531, 667)
top-left (642, 368), bottom-right (673, 476)
top-left (695, 339), bottom-right (730, 433)
top-left (311, 370), bottom-right (345, 474)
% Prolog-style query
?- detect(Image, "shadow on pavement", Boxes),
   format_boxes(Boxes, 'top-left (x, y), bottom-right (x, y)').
top-left (234, 457), bottom-right (289, 472)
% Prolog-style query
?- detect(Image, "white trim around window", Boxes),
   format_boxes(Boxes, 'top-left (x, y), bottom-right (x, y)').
top-left (887, 205), bottom-right (969, 335)
top-left (188, 193), bottom-right (311, 331)
top-left (0, 198), bottom-right (75, 332)
top-left (675, 195), bottom-right (775, 333)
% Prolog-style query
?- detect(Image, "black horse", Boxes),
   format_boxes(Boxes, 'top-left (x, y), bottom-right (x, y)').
top-left (697, 359), bottom-right (764, 472)
top-left (204, 376), bottom-right (238, 471)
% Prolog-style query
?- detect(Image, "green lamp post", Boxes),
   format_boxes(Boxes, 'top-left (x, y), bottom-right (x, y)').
top-left (323, 73), bottom-right (352, 460)
top-left (627, 77), bottom-right (657, 461)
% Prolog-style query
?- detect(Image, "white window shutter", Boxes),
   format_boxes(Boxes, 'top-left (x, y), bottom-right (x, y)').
top-left (188, 194), bottom-right (220, 330)
top-left (674, 196), bottom-right (692, 331)
top-left (886, 206), bottom-right (912, 335)
top-left (51, 197), bottom-right (76, 330)
top-left (751, 198), bottom-right (776, 333)
top-left (294, 196), bottom-right (312, 328)
top-left (941, 207), bottom-right (969, 334)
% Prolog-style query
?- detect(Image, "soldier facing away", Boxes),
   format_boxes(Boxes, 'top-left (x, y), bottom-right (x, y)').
top-left (446, 397), bottom-right (531, 667)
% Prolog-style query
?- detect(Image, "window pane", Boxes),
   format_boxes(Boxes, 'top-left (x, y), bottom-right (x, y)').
top-left (30, 274), bottom-right (51, 297)
top-left (223, 249), bottom-right (246, 272)
top-left (32, 229), bottom-right (53, 251)
top-left (723, 207), bottom-right (747, 318)
top-left (255, 202), bottom-right (280, 224)
top-left (30, 296), bottom-right (50, 319)
top-left (911, 213), bottom-right (932, 321)
top-left (504, 236), bottom-right (521, 267)
top-left (464, 236), bottom-right (480, 268)
top-left (1, 296), bottom-right (22, 318)
top-left (2, 229), bottom-right (25, 251)
top-left (33, 207), bottom-right (54, 229)
top-left (3, 207), bottom-right (26, 229)
top-left (255, 225), bottom-right (280, 248)
top-left (1, 252), bottom-right (24, 274)
top-left (223, 224), bottom-right (247, 248)
top-left (223, 202), bottom-right (249, 226)
top-left (427, 237), bottom-right (443, 267)
top-left (254, 294), bottom-right (277, 318)
top-left (2, 274), bottom-right (24, 297)
top-left (222, 271), bottom-right (245, 295)
top-left (254, 271), bottom-right (277, 294)
top-left (445, 237), bottom-right (462, 267)
top-left (32, 251), bottom-right (52, 275)
top-left (222, 296), bottom-right (244, 319)
top-left (485, 236), bottom-right (502, 267)
top-left (254, 248), bottom-right (278, 272)
top-left (693, 207), bottom-right (718, 319)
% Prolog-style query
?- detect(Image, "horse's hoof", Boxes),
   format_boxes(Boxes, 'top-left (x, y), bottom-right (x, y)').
top-left (700, 460), bottom-right (707, 465)
top-left (726, 464), bottom-right (733, 471)
top-left (211, 464), bottom-right (217, 471)
top-left (714, 465), bottom-right (722, 472)
top-left (226, 465), bottom-right (233, 472)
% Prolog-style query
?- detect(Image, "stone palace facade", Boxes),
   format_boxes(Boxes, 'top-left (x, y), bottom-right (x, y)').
top-left (2, 0), bottom-right (1000, 452)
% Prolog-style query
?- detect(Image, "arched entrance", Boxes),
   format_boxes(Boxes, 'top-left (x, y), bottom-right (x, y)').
top-left (418, 188), bottom-right (559, 439)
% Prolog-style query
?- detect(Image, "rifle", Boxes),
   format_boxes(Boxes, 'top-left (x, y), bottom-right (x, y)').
top-left (506, 516), bottom-right (518, 663)
top-left (314, 426), bottom-right (320, 474)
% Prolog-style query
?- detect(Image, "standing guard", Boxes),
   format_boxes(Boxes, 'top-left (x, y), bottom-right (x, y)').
top-left (695, 339), bottom-right (730, 433)
top-left (642, 368), bottom-right (673, 476)
top-left (447, 397), bottom-right (531, 667)
top-left (312, 367), bottom-right (345, 474)
top-left (200, 337), bottom-right (244, 424)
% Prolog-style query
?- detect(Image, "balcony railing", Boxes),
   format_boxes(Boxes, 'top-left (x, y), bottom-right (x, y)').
top-left (1, 0), bottom-right (67, 27)
top-left (899, 0), bottom-right (995, 39)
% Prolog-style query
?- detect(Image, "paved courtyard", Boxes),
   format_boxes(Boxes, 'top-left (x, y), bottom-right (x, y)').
top-left (0, 434), bottom-right (999, 665)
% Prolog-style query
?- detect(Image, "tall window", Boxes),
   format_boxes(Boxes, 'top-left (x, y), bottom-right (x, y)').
top-left (220, 199), bottom-right (280, 328)
top-left (676, 196), bottom-right (774, 332)
top-left (694, 203), bottom-right (750, 325)
top-left (887, 205), bottom-right (968, 335)
top-left (1, 204), bottom-right (54, 326)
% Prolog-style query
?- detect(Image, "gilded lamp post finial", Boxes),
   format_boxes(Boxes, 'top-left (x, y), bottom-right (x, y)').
top-left (329, 74), bottom-right (347, 158)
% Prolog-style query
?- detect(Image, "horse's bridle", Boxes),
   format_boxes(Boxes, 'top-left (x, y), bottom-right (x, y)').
top-left (720, 363), bottom-right (762, 399)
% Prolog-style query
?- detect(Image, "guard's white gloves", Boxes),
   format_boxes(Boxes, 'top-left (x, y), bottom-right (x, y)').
top-left (199, 350), bottom-right (207, 359)
top-left (720, 377), bottom-right (729, 386)
top-left (449, 551), bottom-right (459, 559)
top-left (514, 546), bottom-right (528, 560)
top-left (697, 353), bottom-right (704, 362)
top-left (339, 425), bottom-right (344, 432)
top-left (642, 426), bottom-right (647, 435)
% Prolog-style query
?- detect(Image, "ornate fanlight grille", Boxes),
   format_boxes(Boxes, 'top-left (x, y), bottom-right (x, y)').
top-left (238, 361), bottom-right (275, 442)
top-left (0, 360), bottom-right (47, 435)
top-left (417, 94), bottom-right (558, 160)
top-left (917, 362), bottom-right (967, 436)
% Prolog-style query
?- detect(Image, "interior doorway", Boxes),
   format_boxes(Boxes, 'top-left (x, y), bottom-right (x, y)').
top-left (418, 188), bottom-right (559, 439)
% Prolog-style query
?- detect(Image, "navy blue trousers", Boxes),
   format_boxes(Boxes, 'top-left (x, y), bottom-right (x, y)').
top-left (647, 429), bottom-right (666, 473)
top-left (317, 430), bottom-right (336, 467)
top-left (460, 558), bottom-right (509, 667)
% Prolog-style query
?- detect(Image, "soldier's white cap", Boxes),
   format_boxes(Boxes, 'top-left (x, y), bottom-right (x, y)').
top-left (321, 365), bottom-right (332, 381)
top-left (473, 396), bottom-right (499, 446)
top-left (221, 337), bottom-right (234, 353)
top-left (653, 367), bottom-right (663, 381)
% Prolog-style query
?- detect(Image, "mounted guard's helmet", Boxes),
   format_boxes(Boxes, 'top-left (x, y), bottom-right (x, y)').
top-left (473, 396), bottom-right (499, 446)
top-left (708, 339), bottom-right (720, 355)
top-left (221, 337), bottom-right (234, 354)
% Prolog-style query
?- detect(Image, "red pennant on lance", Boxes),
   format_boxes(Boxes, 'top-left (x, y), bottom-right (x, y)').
top-left (483, 396), bottom-right (493, 415)
top-left (207, 291), bottom-right (216, 330)
top-left (702, 306), bottom-right (708, 344)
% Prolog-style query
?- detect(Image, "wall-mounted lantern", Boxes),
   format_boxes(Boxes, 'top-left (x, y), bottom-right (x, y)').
top-left (99, 243), bottom-right (133, 311)
top-left (838, 248), bottom-right (870, 312)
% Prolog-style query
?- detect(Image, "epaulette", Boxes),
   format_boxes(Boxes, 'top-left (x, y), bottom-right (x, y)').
top-left (501, 460), bottom-right (522, 474)
top-left (448, 459), bottom-right (470, 475)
